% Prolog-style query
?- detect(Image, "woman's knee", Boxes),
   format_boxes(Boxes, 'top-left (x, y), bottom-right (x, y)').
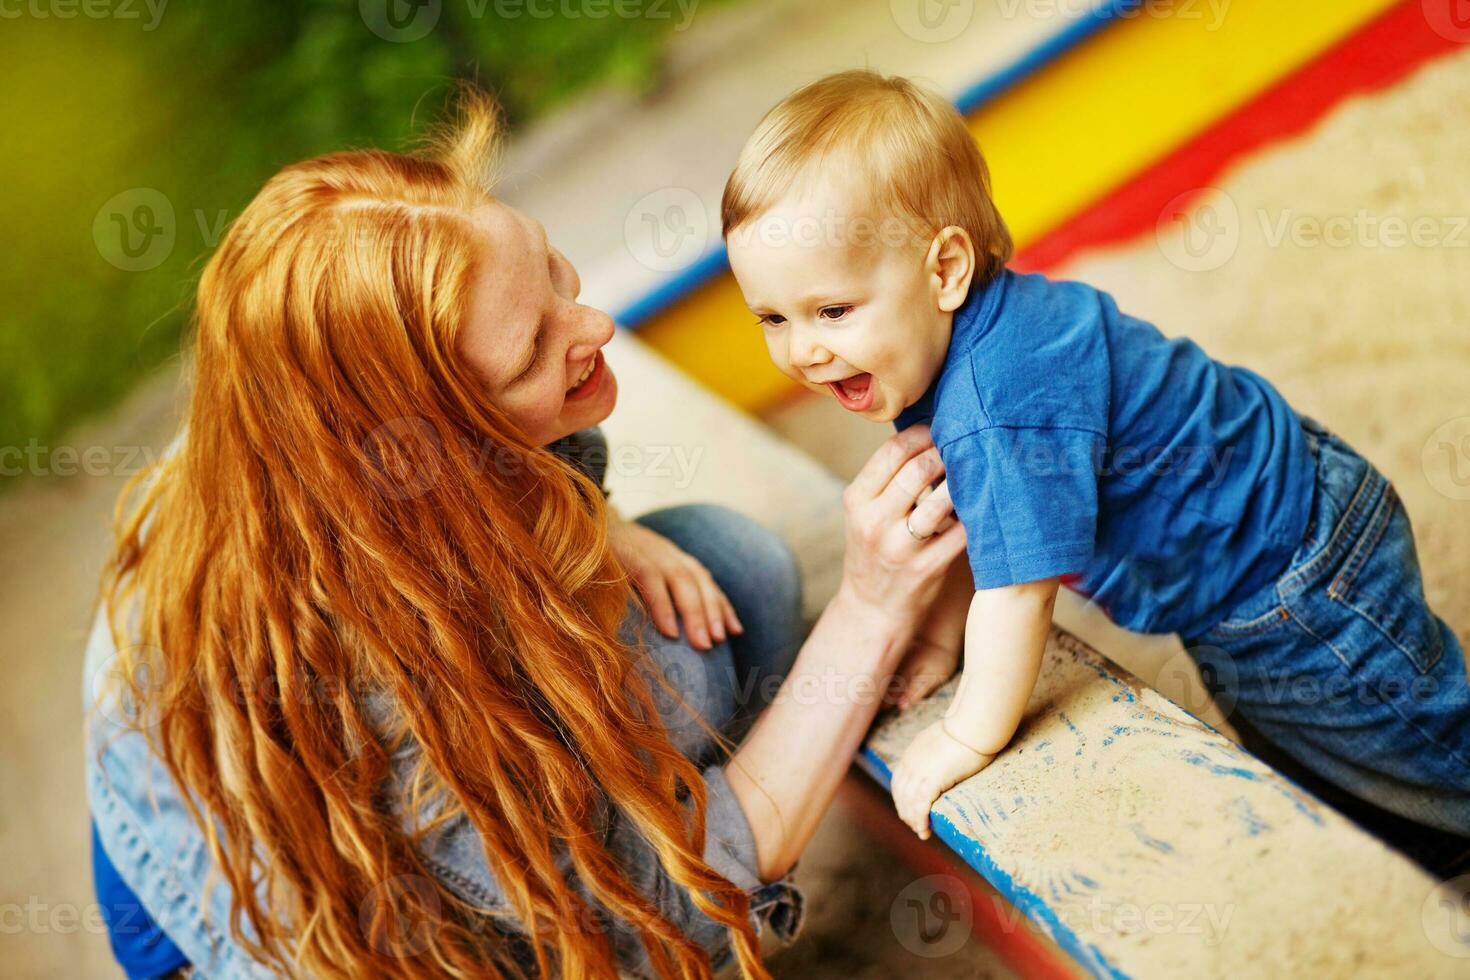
top-left (633, 504), bottom-right (805, 722)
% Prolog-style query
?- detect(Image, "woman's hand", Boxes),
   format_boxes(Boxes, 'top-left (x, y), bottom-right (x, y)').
top-left (608, 516), bottom-right (743, 650)
top-left (837, 425), bottom-right (968, 648)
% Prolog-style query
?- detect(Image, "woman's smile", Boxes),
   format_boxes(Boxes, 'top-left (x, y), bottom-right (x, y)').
top-left (565, 349), bottom-right (607, 401)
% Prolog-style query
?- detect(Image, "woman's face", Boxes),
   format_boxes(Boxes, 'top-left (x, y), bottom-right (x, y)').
top-left (461, 201), bottom-right (618, 445)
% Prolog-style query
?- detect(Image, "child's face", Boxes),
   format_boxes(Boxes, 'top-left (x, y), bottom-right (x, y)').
top-left (727, 183), bottom-right (959, 424)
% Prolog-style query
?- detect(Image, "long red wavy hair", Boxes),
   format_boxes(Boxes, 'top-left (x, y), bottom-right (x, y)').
top-left (100, 91), bottom-right (770, 979)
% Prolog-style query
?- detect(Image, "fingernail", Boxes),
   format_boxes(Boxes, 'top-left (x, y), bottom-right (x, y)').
top-left (712, 625), bottom-right (726, 642)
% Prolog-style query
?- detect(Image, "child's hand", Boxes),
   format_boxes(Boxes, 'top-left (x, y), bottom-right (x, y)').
top-left (891, 719), bottom-right (996, 839)
top-left (884, 636), bottom-right (960, 710)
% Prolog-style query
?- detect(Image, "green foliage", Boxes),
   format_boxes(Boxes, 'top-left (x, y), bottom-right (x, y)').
top-left (1, 0), bottom-right (726, 488)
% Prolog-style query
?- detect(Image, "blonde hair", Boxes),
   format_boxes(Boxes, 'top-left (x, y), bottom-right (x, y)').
top-left (721, 69), bottom-right (1012, 281)
top-left (100, 88), bottom-right (770, 980)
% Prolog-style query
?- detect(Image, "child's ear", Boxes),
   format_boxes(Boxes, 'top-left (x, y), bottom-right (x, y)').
top-left (925, 226), bottom-right (976, 313)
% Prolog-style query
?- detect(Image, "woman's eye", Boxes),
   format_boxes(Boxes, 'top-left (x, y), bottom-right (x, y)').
top-left (818, 305), bottom-right (853, 321)
top-left (757, 314), bottom-right (786, 327)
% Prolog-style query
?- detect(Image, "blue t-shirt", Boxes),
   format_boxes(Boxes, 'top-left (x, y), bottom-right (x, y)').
top-left (895, 269), bottom-right (1314, 637)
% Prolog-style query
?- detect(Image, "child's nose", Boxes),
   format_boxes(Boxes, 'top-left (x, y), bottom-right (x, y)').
top-left (788, 321), bottom-right (831, 368)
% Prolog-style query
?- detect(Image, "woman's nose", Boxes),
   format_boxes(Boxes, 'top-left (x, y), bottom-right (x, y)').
top-left (571, 304), bottom-right (616, 355)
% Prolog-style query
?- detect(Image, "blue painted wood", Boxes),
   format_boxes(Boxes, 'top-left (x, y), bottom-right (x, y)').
top-left (860, 628), bottom-right (1456, 977)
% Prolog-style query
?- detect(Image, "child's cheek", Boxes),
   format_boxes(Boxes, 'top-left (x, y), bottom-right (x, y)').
top-left (764, 333), bottom-right (793, 376)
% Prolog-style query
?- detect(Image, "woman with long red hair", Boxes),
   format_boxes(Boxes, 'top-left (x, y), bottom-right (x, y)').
top-left (84, 91), bottom-right (966, 979)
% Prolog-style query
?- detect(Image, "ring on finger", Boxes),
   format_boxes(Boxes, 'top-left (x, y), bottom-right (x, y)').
top-left (905, 510), bottom-right (930, 541)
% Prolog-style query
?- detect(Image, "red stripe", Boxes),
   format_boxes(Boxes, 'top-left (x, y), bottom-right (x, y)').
top-left (1014, 0), bottom-right (1466, 272)
top-left (835, 772), bottom-right (1080, 979)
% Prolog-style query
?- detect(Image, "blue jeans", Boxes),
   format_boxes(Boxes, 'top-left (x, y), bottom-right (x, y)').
top-left (89, 502), bottom-right (804, 977)
top-left (628, 504), bottom-right (805, 763)
top-left (1184, 416), bottom-right (1470, 868)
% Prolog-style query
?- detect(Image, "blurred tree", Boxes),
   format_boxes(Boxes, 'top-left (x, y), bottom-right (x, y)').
top-left (0, 0), bottom-right (731, 489)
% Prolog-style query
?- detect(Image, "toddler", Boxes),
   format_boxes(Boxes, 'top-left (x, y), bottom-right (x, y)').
top-left (721, 70), bottom-right (1470, 855)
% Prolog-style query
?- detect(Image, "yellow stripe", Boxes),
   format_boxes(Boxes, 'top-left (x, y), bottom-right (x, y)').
top-left (976, 0), bottom-right (1397, 245)
top-left (638, 0), bottom-right (1399, 413)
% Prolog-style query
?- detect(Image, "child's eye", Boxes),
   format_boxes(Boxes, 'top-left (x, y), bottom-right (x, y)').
top-left (757, 313), bottom-right (786, 327)
top-left (818, 305), bottom-right (853, 321)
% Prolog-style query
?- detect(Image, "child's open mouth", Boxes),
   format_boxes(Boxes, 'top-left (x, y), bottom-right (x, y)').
top-left (827, 373), bottom-right (875, 413)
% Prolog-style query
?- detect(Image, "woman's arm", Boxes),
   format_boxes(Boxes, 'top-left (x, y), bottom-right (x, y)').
top-left (724, 425), bottom-right (968, 881)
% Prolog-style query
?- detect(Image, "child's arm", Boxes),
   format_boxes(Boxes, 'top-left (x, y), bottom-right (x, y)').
top-left (891, 576), bottom-right (1060, 839)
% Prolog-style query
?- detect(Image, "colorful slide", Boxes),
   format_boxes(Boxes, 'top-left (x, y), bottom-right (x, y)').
top-left (617, 0), bottom-right (1465, 416)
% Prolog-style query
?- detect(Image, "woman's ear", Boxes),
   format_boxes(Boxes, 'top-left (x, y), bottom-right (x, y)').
top-left (925, 226), bottom-right (976, 313)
